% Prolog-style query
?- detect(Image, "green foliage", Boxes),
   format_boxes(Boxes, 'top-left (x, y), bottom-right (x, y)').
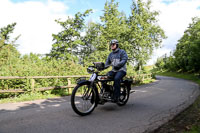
top-left (91, 0), bottom-right (127, 62)
top-left (0, 23), bottom-right (17, 42)
top-left (155, 17), bottom-right (200, 74)
top-left (50, 9), bottom-right (92, 61)
top-left (186, 126), bottom-right (200, 133)
top-left (128, 0), bottom-right (166, 67)
top-left (49, 0), bottom-right (165, 67)
top-left (174, 17), bottom-right (200, 73)
top-left (0, 23), bottom-right (88, 94)
top-left (80, 22), bottom-right (100, 65)
top-left (0, 23), bottom-right (20, 68)
top-left (88, 0), bottom-right (165, 66)
top-left (155, 56), bottom-right (165, 70)
top-left (0, 54), bottom-right (87, 91)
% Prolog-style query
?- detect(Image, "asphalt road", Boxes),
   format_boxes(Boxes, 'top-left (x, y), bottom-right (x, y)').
top-left (0, 76), bottom-right (199, 133)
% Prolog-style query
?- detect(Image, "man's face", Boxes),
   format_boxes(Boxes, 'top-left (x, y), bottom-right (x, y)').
top-left (111, 43), bottom-right (117, 50)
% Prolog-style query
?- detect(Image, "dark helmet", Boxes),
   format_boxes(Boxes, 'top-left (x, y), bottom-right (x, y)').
top-left (110, 39), bottom-right (119, 48)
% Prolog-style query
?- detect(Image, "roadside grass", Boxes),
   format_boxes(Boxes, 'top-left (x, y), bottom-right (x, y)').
top-left (154, 72), bottom-right (200, 133)
top-left (157, 71), bottom-right (200, 85)
top-left (142, 79), bottom-right (155, 84)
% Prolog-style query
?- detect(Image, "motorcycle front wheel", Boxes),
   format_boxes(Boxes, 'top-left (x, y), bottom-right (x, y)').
top-left (71, 84), bottom-right (97, 116)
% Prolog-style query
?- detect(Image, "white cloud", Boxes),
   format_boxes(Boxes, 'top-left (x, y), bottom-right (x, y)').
top-left (0, 0), bottom-right (69, 55)
top-left (147, 0), bottom-right (200, 65)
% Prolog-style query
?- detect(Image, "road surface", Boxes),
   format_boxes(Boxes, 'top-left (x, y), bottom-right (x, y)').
top-left (0, 76), bottom-right (199, 133)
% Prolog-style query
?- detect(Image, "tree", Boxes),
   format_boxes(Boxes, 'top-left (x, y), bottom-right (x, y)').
top-left (155, 56), bottom-right (165, 70)
top-left (87, 0), bottom-right (166, 68)
top-left (174, 17), bottom-right (200, 72)
top-left (84, 0), bottom-right (130, 63)
top-left (0, 23), bottom-right (17, 42)
top-left (50, 0), bottom-right (165, 69)
top-left (80, 21), bottom-right (100, 65)
top-left (0, 23), bottom-right (20, 49)
top-left (0, 23), bottom-right (20, 67)
top-left (155, 17), bottom-right (200, 73)
top-left (49, 9), bottom-right (92, 61)
top-left (128, 0), bottom-right (166, 70)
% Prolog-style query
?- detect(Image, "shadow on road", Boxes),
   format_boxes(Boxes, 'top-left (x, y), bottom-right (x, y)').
top-left (0, 96), bottom-right (70, 114)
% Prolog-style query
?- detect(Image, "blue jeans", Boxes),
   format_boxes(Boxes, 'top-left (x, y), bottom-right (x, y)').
top-left (107, 71), bottom-right (126, 99)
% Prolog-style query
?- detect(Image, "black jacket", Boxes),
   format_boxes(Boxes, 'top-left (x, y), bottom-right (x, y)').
top-left (105, 48), bottom-right (128, 72)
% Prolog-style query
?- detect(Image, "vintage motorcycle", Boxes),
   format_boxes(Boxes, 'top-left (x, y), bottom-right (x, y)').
top-left (71, 62), bottom-right (133, 116)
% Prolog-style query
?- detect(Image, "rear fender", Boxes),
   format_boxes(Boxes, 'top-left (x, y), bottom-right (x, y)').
top-left (122, 79), bottom-right (133, 90)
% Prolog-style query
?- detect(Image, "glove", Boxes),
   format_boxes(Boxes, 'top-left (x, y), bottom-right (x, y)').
top-left (114, 66), bottom-right (121, 70)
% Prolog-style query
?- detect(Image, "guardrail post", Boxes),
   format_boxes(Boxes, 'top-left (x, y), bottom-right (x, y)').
top-left (68, 78), bottom-right (72, 94)
top-left (30, 78), bottom-right (35, 92)
top-left (142, 75), bottom-right (144, 82)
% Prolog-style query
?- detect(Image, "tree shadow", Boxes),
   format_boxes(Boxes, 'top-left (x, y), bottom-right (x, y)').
top-left (0, 96), bottom-right (70, 114)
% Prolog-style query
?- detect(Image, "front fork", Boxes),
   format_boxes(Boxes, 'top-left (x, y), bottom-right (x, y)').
top-left (89, 82), bottom-right (101, 106)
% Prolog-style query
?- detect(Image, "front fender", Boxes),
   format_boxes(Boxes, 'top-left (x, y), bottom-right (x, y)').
top-left (77, 80), bottom-right (91, 86)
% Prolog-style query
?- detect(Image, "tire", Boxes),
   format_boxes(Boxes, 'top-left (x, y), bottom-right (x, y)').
top-left (71, 84), bottom-right (97, 116)
top-left (117, 85), bottom-right (130, 106)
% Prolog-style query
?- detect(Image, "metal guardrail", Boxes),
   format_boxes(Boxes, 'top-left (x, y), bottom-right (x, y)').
top-left (0, 74), bottom-right (152, 94)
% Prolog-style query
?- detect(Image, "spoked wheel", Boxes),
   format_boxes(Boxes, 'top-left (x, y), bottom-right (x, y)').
top-left (71, 84), bottom-right (97, 116)
top-left (117, 85), bottom-right (130, 106)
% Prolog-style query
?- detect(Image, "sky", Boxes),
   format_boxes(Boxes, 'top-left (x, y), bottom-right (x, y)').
top-left (0, 0), bottom-right (200, 65)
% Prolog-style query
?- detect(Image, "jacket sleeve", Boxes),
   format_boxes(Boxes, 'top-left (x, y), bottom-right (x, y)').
top-left (115, 50), bottom-right (128, 68)
top-left (105, 53), bottom-right (111, 69)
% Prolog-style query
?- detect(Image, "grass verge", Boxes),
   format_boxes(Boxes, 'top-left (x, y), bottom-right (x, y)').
top-left (154, 72), bottom-right (200, 133)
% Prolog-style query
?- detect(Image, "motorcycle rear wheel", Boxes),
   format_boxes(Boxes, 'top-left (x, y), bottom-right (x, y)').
top-left (117, 85), bottom-right (130, 106)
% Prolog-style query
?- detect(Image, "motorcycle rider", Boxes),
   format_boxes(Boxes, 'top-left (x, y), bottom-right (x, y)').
top-left (105, 39), bottom-right (128, 103)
